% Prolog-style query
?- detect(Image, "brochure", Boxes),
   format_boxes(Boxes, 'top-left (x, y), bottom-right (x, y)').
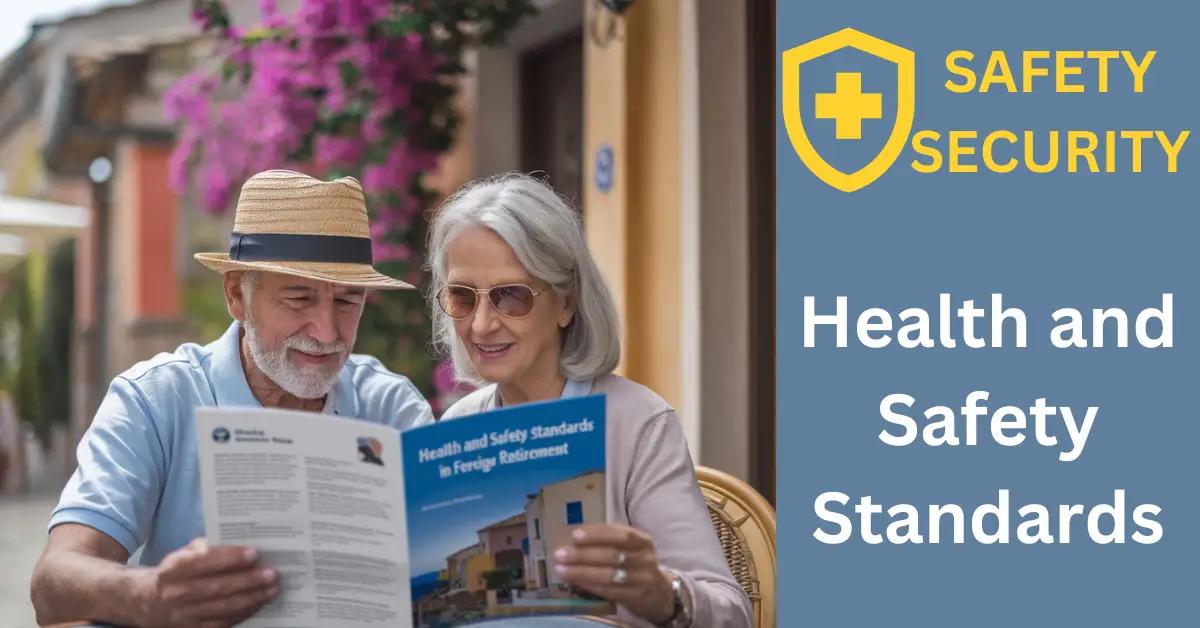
top-left (196, 394), bottom-right (611, 627)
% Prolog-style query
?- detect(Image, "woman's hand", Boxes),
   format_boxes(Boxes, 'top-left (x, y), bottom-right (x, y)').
top-left (553, 523), bottom-right (677, 624)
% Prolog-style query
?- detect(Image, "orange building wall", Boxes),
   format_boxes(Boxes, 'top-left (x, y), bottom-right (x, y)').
top-left (583, 0), bottom-right (683, 411)
top-left (127, 142), bottom-right (179, 318)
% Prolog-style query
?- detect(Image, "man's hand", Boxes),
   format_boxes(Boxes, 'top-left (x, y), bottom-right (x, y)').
top-left (134, 538), bottom-right (278, 627)
top-left (33, 526), bottom-right (279, 628)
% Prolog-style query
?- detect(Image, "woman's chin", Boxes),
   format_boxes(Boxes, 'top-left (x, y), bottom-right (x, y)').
top-left (471, 359), bottom-right (515, 384)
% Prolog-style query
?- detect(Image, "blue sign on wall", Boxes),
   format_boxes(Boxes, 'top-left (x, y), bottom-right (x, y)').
top-left (594, 144), bottom-right (614, 193)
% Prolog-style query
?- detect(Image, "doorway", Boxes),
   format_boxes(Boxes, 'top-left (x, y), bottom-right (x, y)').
top-left (520, 33), bottom-right (584, 209)
top-left (747, 0), bottom-right (776, 505)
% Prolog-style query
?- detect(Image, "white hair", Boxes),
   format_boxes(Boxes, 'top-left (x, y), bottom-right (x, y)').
top-left (427, 173), bottom-right (621, 386)
top-left (240, 270), bottom-right (260, 304)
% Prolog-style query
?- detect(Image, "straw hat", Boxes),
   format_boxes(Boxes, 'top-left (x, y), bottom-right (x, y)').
top-left (194, 169), bottom-right (413, 290)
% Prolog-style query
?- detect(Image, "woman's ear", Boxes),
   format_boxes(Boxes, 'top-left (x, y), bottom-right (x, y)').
top-left (559, 292), bottom-right (578, 329)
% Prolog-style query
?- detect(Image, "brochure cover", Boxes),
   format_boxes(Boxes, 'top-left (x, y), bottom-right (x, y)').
top-left (196, 394), bottom-right (610, 628)
top-left (401, 394), bottom-right (612, 626)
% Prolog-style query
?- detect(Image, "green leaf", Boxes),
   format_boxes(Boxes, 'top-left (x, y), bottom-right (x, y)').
top-left (382, 14), bottom-right (425, 37)
top-left (241, 27), bottom-right (286, 43)
top-left (339, 60), bottom-right (362, 87)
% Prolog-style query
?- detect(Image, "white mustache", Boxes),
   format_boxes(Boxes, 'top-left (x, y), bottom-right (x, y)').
top-left (284, 335), bottom-right (347, 356)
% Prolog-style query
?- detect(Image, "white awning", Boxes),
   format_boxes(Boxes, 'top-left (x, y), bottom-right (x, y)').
top-left (0, 194), bottom-right (90, 246)
top-left (0, 233), bottom-right (27, 270)
top-left (0, 233), bottom-right (26, 256)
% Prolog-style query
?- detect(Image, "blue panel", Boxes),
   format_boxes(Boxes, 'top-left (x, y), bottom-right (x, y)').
top-left (565, 501), bottom-right (583, 525)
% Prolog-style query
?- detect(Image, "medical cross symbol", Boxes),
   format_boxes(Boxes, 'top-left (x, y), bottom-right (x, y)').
top-left (814, 72), bottom-right (882, 140)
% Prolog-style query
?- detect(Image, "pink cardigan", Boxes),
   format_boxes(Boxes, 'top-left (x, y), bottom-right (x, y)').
top-left (442, 374), bottom-right (753, 628)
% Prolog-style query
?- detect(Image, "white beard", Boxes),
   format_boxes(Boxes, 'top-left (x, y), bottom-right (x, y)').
top-left (243, 315), bottom-right (350, 399)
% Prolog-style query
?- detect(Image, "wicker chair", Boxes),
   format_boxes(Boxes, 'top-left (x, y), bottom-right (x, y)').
top-left (695, 465), bottom-right (776, 628)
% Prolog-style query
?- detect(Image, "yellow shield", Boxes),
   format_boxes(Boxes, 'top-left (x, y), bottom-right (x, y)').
top-left (782, 28), bottom-right (915, 193)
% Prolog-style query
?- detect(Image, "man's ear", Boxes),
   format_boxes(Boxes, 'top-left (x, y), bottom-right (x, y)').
top-left (224, 271), bottom-right (247, 322)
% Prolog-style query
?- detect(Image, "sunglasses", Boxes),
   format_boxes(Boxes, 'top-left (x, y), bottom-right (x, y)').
top-left (437, 284), bottom-right (543, 320)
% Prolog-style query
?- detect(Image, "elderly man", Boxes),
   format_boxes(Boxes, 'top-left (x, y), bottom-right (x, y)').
top-left (31, 170), bottom-right (432, 627)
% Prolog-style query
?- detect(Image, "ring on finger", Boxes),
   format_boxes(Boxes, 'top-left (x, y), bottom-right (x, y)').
top-left (616, 551), bottom-right (627, 567)
top-left (611, 567), bottom-right (629, 585)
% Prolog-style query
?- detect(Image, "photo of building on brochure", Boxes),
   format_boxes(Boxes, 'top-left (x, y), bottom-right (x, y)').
top-left (401, 396), bottom-right (612, 626)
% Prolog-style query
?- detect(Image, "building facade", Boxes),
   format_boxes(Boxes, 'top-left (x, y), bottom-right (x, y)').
top-left (477, 512), bottom-right (528, 575)
top-left (446, 0), bottom-right (776, 500)
top-left (523, 470), bottom-right (605, 590)
top-left (0, 0), bottom-right (775, 500)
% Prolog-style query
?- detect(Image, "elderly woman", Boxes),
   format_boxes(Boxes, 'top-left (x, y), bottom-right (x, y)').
top-left (427, 174), bottom-right (753, 627)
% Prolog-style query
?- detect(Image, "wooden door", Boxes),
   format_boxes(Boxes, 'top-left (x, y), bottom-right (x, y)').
top-left (520, 33), bottom-right (584, 209)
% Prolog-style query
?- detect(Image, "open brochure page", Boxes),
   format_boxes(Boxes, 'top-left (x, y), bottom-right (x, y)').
top-left (196, 407), bottom-right (411, 628)
top-left (401, 394), bottom-right (612, 626)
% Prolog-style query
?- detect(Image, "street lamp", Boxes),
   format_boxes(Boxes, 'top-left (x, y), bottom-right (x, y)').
top-left (87, 155), bottom-right (114, 420)
top-left (88, 156), bottom-right (113, 184)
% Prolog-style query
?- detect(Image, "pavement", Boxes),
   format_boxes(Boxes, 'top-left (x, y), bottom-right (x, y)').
top-left (1, 432), bottom-right (68, 628)
top-left (0, 490), bottom-right (59, 628)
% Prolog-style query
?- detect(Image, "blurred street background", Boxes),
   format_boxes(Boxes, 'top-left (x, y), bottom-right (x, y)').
top-left (0, 434), bottom-right (67, 627)
top-left (0, 1), bottom-right (775, 624)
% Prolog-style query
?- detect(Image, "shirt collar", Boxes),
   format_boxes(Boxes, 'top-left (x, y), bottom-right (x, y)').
top-left (332, 364), bottom-right (356, 417)
top-left (208, 322), bottom-right (261, 408)
top-left (492, 377), bottom-right (594, 408)
top-left (209, 321), bottom-right (346, 415)
top-left (561, 378), bottom-right (594, 399)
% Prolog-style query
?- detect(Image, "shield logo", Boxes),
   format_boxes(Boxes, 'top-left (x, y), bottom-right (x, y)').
top-left (782, 28), bottom-right (915, 193)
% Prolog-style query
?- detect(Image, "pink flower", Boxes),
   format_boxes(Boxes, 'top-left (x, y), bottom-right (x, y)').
top-left (296, 0), bottom-right (337, 36)
top-left (259, 0), bottom-right (279, 19)
top-left (338, 0), bottom-right (390, 36)
top-left (163, 72), bottom-right (214, 124)
top-left (167, 130), bottom-right (199, 192)
top-left (434, 360), bottom-right (474, 395)
top-left (165, 0), bottom-right (483, 223)
top-left (370, 238), bottom-right (412, 264)
top-left (191, 9), bottom-right (213, 30)
top-left (363, 107), bottom-right (386, 143)
top-left (199, 162), bottom-right (235, 214)
top-left (315, 135), bottom-right (365, 167)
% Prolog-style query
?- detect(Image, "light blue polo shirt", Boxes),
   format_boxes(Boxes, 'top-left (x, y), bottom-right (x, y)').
top-left (49, 322), bottom-right (433, 565)
top-left (562, 378), bottom-right (593, 399)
